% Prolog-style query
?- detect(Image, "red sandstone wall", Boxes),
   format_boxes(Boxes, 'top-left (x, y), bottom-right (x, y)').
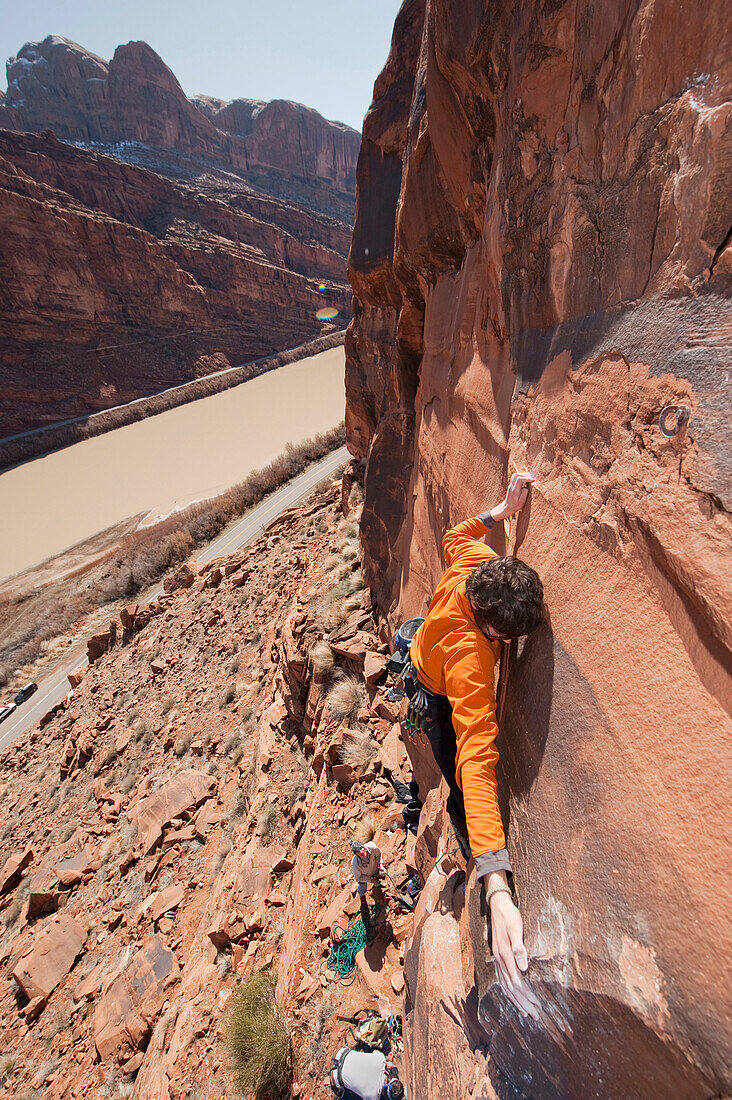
top-left (346, 1), bottom-right (732, 1096)
top-left (0, 130), bottom-right (351, 436)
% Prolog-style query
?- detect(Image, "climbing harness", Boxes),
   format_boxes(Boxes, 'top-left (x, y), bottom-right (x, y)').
top-left (324, 904), bottom-right (383, 985)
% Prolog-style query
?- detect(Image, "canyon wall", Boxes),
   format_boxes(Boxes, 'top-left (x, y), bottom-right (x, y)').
top-left (0, 129), bottom-right (350, 436)
top-left (0, 36), bottom-right (359, 219)
top-left (346, 0), bottom-right (732, 1097)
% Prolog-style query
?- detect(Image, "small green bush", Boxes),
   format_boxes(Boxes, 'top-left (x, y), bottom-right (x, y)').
top-left (223, 970), bottom-right (291, 1099)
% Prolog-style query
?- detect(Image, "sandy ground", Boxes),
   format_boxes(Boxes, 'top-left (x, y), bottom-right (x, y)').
top-left (0, 345), bottom-right (345, 581)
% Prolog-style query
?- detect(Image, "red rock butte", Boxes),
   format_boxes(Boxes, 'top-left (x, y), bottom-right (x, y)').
top-left (0, 35), bottom-right (360, 437)
top-left (346, 0), bottom-right (731, 1096)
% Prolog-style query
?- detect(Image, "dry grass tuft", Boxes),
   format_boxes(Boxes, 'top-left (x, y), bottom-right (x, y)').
top-left (257, 803), bottom-right (278, 840)
top-left (326, 676), bottom-right (364, 721)
top-left (352, 813), bottom-right (376, 844)
top-left (340, 731), bottom-right (378, 772)
top-left (309, 641), bottom-right (335, 675)
top-left (223, 969), bottom-right (291, 1100)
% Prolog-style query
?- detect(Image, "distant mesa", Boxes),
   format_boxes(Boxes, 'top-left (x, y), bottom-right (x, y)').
top-left (0, 34), bottom-right (360, 220)
top-left (0, 35), bottom-right (359, 441)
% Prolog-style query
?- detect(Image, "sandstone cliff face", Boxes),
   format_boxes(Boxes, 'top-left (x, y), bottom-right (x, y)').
top-left (0, 129), bottom-right (350, 436)
top-left (0, 35), bottom-right (359, 218)
top-left (346, 1), bottom-right (732, 1097)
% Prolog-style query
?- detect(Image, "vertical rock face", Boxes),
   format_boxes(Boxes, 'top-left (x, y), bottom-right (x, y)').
top-left (0, 35), bottom-right (359, 213)
top-left (346, 1), bottom-right (732, 1097)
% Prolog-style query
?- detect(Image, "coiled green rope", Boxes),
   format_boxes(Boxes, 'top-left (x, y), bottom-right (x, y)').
top-left (325, 904), bottom-right (384, 985)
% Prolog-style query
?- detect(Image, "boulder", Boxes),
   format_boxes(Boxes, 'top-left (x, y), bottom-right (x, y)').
top-left (67, 664), bottom-right (88, 689)
top-left (331, 762), bottom-right (356, 790)
top-left (131, 769), bottom-right (216, 855)
top-left (0, 846), bottom-right (33, 895)
top-left (94, 935), bottom-right (180, 1061)
top-left (55, 846), bottom-right (96, 888)
top-left (119, 603), bottom-right (140, 630)
top-left (163, 560), bottom-right (203, 593)
top-left (12, 913), bottom-right (86, 1002)
top-left (363, 651), bottom-right (387, 686)
top-left (348, 0), bottom-right (732, 1093)
top-left (87, 631), bottom-right (111, 662)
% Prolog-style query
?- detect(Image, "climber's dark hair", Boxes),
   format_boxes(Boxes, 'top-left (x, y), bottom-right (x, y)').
top-left (384, 1082), bottom-right (404, 1100)
top-left (466, 555), bottom-right (544, 638)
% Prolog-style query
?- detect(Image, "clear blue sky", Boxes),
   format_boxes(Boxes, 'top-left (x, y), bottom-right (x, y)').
top-left (0, 0), bottom-right (402, 131)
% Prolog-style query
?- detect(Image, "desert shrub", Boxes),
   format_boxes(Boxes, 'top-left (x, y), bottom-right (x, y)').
top-left (0, 1055), bottom-right (15, 1084)
top-left (257, 803), bottom-right (278, 840)
top-left (120, 771), bottom-right (137, 794)
top-left (175, 732), bottom-right (193, 758)
top-left (160, 697), bottom-right (175, 716)
top-left (309, 641), bottom-right (335, 676)
top-left (341, 731), bottom-right (378, 773)
top-left (228, 657), bottom-right (240, 675)
top-left (223, 970), bottom-right (292, 1100)
top-left (133, 719), bottom-right (149, 742)
top-left (0, 665), bottom-right (8, 688)
top-left (326, 676), bottom-right (364, 721)
top-left (322, 554), bottom-right (340, 572)
top-left (283, 780), bottom-right (305, 811)
top-left (224, 731), bottom-right (241, 756)
top-left (220, 684), bottom-right (237, 709)
top-left (102, 746), bottom-right (118, 767)
top-left (124, 709), bottom-right (140, 728)
top-left (231, 743), bottom-right (246, 765)
top-left (341, 542), bottom-right (358, 562)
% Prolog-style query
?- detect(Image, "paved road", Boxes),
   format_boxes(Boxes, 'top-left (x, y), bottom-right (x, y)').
top-left (0, 446), bottom-right (348, 752)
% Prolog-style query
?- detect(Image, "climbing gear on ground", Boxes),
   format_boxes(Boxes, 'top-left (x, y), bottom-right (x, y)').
top-left (387, 1014), bottom-right (404, 1053)
top-left (325, 904), bottom-right (383, 984)
top-left (354, 1013), bottom-right (388, 1049)
top-left (406, 874), bottom-right (422, 900)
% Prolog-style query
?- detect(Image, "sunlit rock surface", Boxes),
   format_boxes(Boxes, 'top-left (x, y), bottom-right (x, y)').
top-left (346, 0), bottom-right (732, 1096)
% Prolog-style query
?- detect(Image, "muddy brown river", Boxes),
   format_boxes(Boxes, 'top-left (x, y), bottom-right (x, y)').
top-left (0, 345), bottom-right (345, 581)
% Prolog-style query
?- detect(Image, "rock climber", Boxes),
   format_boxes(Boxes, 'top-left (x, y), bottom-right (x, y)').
top-left (406, 472), bottom-right (544, 1019)
top-left (349, 837), bottom-right (384, 903)
top-left (330, 1045), bottom-right (404, 1099)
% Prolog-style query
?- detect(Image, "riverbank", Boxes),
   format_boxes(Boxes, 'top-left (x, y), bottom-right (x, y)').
top-left (0, 330), bottom-right (345, 471)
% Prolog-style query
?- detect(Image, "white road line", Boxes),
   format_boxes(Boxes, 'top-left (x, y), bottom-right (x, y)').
top-left (0, 448), bottom-right (348, 753)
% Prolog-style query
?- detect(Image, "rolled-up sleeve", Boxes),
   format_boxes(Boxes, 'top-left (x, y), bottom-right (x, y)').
top-left (442, 516), bottom-right (496, 567)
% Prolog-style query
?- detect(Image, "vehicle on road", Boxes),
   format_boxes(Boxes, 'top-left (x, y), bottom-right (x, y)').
top-left (13, 682), bottom-right (38, 706)
top-left (0, 703), bottom-right (17, 724)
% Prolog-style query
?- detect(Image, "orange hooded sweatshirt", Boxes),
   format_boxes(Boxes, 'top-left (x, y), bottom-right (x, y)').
top-left (410, 514), bottom-right (511, 878)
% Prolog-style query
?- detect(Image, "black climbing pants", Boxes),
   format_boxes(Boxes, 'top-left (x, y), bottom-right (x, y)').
top-left (404, 676), bottom-right (472, 860)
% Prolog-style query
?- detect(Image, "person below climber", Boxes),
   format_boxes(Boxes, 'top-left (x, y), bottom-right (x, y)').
top-left (406, 472), bottom-right (544, 1019)
top-left (330, 1045), bottom-right (404, 1100)
top-left (349, 838), bottom-right (384, 904)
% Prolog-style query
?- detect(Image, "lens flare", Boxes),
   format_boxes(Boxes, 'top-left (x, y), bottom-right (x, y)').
top-left (317, 283), bottom-right (327, 293)
top-left (316, 306), bottom-right (339, 320)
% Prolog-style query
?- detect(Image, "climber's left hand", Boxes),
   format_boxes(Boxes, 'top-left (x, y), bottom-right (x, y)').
top-left (489, 889), bottom-right (541, 1020)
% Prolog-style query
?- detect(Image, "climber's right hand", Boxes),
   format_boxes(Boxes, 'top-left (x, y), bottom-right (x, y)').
top-left (489, 890), bottom-right (541, 1020)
